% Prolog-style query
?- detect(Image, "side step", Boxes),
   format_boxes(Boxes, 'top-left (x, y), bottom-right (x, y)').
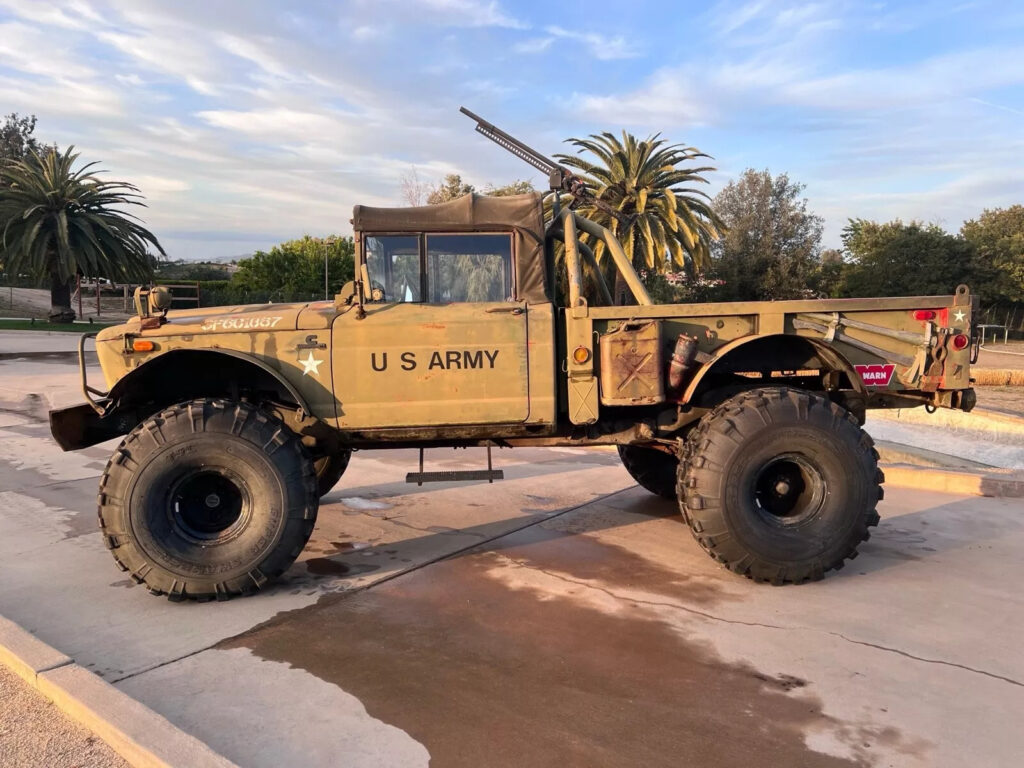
top-left (406, 446), bottom-right (504, 486)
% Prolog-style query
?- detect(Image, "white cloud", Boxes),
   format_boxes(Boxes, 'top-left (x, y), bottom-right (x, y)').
top-left (0, 21), bottom-right (96, 79)
top-left (570, 69), bottom-right (710, 128)
top-left (513, 36), bottom-right (554, 54)
top-left (0, 74), bottom-right (122, 117)
top-left (195, 108), bottom-right (353, 143)
top-left (128, 175), bottom-right (191, 195)
top-left (98, 29), bottom-right (223, 95)
top-left (350, 24), bottom-right (386, 41)
top-left (779, 47), bottom-right (1024, 111)
top-left (545, 25), bottom-right (640, 61)
top-left (0, 0), bottom-right (99, 30)
top-left (382, 0), bottom-right (526, 29)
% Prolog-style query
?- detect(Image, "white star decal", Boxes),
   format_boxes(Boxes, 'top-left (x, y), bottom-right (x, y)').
top-left (299, 351), bottom-right (324, 376)
top-left (953, 309), bottom-right (966, 323)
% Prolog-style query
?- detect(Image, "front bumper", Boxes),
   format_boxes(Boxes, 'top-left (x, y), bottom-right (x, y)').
top-left (49, 402), bottom-right (129, 451)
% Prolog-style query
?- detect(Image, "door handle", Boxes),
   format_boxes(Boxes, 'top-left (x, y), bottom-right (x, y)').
top-left (486, 306), bottom-right (524, 315)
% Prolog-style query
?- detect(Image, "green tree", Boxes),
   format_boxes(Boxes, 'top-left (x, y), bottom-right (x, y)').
top-left (840, 219), bottom-right (972, 298)
top-left (711, 169), bottom-right (824, 301)
top-left (426, 174), bottom-right (475, 205)
top-left (154, 260), bottom-right (232, 282)
top-left (424, 174), bottom-right (534, 205)
top-left (554, 131), bottom-right (723, 275)
top-left (232, 236), bottom-right (354, 299)
top-left (813, 248), bottom-right (846, 298)
top-left (961, 205), bottom-right (1024, 305)
top-left (484, 179), bottom-right (535, 197)
top-left (0, 148), bottom-right (162, 322)
top-left (0, 114), bottom-right (47, 172)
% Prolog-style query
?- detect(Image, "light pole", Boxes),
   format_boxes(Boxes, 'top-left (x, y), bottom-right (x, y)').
top-left (323, 236), bottom-right (337, 300)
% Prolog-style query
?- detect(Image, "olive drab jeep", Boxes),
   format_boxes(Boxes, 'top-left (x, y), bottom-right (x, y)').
top-left (49, 112), bottom-right (978, 600)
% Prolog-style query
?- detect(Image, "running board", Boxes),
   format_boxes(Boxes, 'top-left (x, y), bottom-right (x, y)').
top-left (406, 446), bottom-right (504, 486)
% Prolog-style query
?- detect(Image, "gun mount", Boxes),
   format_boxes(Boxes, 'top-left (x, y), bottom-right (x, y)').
top-left (460, 106), bottom-right (633, 228)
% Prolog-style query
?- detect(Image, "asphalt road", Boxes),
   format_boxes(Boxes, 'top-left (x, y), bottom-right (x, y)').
top-left (1, 350), bottom-right (1023, 767)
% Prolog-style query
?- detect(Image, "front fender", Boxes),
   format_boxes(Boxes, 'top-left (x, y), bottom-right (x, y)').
top-left (51, 348), bottom-right (315, 451)
top-left (107, 348), bottom-right (313, 417)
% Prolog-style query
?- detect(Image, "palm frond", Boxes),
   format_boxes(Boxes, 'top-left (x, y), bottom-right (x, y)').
top-left (0, 146), bottom-right (162, 284)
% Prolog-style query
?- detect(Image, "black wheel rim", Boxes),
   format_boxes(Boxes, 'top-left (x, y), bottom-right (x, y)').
top-left (752, 454), bottom-right (826, 526)
top-left (168, 469), bottom-right (251, 543)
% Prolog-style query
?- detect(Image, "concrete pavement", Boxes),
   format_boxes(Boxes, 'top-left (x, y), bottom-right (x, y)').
top-left (1, 353), bottom-right (1023, 767)
top-left (0, 329), bottom-right (93, 357)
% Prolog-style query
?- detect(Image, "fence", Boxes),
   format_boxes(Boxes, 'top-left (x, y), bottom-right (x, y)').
top-left (157, 282), bottom-right (201, 310)
top-left (977, 303), bottom-right (1024, 340)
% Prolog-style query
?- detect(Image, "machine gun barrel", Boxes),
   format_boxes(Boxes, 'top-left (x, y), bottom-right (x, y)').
top-left (459, 106), bottom-right (564, 187)
top-left (460, 106), bottom-right (634, 228)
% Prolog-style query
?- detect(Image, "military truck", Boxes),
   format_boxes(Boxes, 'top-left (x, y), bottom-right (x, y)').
top-left (50, 112), bottom-right (978, 601)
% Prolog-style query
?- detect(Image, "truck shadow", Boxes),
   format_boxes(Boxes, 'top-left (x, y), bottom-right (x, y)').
top-left (831, 495), bottom-right (1023, 579)
top-left (274, 487), bottom-right (686, 598)
top-left (280, 484), bottom-right (1022, 599)
top-left (327, 446), bottom-right (622, 501)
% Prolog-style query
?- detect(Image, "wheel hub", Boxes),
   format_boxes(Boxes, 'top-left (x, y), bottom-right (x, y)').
top-left (753, 455), bottom-right (825, 525)
top-left (169, 470), bottom-right (248, 542)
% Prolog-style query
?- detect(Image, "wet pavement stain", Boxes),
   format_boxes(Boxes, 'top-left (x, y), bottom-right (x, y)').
top-left (223, 525), bottom-right (868, 768)
top-left (304, 558), bottom-right (380, 577)
top-left (480, 523), bottom-right (731, 607)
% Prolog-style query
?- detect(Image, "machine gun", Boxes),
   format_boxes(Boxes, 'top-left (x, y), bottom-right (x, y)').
top-left (460, 106), bottom-right (633, 228)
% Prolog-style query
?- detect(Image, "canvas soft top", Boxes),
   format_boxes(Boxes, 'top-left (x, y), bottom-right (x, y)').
top-left (352, 192), bottom-right (548, 303)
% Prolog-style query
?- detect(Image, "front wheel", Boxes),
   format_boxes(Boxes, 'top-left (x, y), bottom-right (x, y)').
top-left (678, 388), bottom-right (882, 584)
top-left (98, 399), bottom-right (318, 601)
top-left (617, 445), bottom-right (679, 499)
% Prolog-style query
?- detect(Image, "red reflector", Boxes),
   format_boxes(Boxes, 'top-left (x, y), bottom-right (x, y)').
top-left (952, 334), bottom-right (969, 350)
top-left (913, 310), bottom-right (936, 321)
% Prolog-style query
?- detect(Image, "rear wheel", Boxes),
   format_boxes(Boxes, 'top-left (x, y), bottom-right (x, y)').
top-left (314, 450), bottom-right (352, 497)
top-left (678, 388), bottom-right (882, 584)
top-left (617, 445), bottom-right (679, 499)
top-left (98, 399), bottom-right (318, 601)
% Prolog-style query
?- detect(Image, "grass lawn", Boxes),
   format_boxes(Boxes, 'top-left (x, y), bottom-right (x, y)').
top-left (0, 318), bottom-right (113, 333)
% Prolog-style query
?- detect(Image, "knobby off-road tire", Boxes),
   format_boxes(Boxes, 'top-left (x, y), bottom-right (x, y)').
top-left (618, 445), bottom-right (679, 499)
top-left (314, 450), bottom-right (352, 497)
top-left (98, 399), bottom-right (319, 601)
top-left (678, 388), bottom-right (882, 584)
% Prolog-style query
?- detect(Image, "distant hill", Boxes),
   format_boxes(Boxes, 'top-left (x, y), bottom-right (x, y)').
top-left (154, 260), bottom-right (239, 281)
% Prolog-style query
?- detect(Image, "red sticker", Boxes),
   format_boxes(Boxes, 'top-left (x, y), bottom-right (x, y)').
top-left (855, 363), bottom-right (896, 387)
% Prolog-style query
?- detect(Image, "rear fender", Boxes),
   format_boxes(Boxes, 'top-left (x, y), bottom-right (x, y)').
top-left (681, 334), bottom-right (866, 404)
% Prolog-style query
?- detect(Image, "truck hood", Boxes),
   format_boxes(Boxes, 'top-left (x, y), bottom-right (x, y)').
top-left (96, 301), bottom-right (325, 341)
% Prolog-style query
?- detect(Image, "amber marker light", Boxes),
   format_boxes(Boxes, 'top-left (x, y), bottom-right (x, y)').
top-left (572, 345), bottom-right (591, 364)
top-left (132, 339), bottom-right (156, 352)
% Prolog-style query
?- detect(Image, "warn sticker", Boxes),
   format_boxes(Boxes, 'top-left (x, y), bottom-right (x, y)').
top-left (855, 363), bottom-right (896, 387)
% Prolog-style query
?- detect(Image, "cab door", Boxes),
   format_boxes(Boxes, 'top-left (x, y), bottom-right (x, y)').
top-left (331, 233), bottom-right (531, 429)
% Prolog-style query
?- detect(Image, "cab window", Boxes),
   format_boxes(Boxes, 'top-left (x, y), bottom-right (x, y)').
top-left (426, 234), bottom-right (512, 303)
top-left (365, 235), bottom-right (421, 302)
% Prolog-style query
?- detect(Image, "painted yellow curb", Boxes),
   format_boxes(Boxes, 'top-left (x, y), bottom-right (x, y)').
top-left (882, 464), bottom-right (1024, 498)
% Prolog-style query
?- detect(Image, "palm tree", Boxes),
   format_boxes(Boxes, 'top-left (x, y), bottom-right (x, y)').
top-left (555, 132), bottom-right (724, 278)
top-left (0, 148), bottom-right (163, 322)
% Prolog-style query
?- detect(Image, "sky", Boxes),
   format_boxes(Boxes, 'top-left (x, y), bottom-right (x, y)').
top-left (0, 0), bottom-right (1021, 261)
